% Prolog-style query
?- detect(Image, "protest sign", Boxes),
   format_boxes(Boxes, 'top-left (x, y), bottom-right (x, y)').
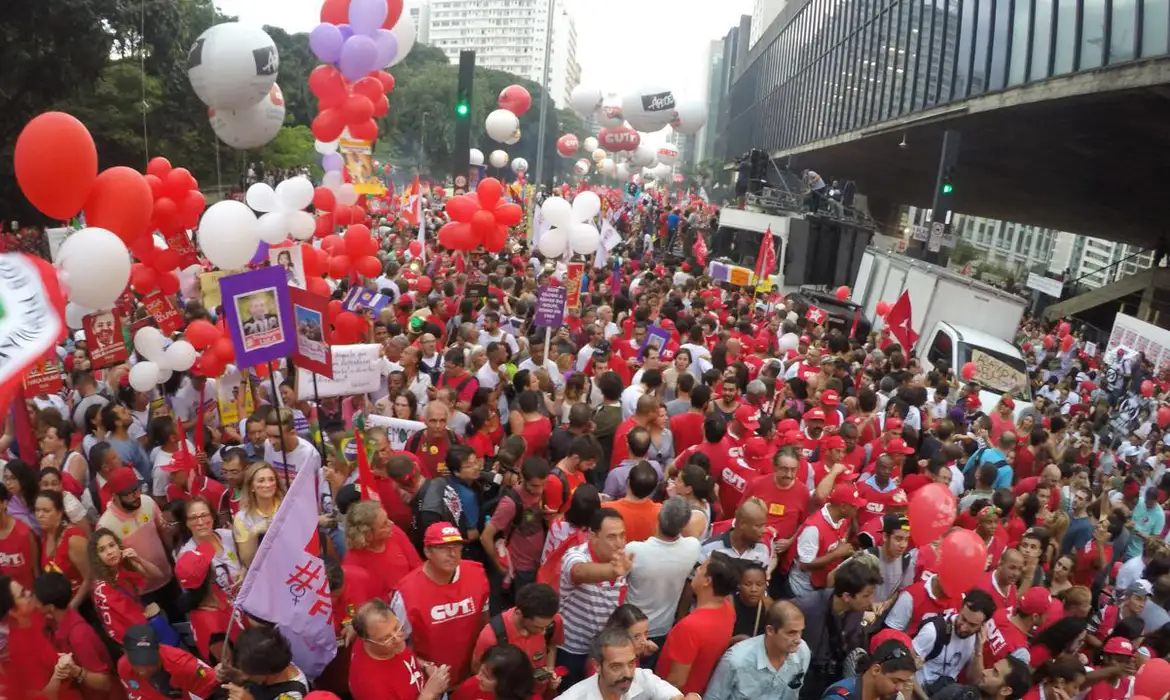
top-left (142, 290), bottom-right (184, 335)
top-left (296, 343), bottom-right (382, 399)
top-left (289, 287), bottom-right (332, 378)
top-left (533, 286), bottom-right (567, 328)
top-left (220, 266), bottom-right (296, 367)
top-left (83, 311), bottom-right (128, 369)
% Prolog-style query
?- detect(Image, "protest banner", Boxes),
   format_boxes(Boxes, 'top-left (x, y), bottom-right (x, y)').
top-left (295, 344), bottom-right (382, 399)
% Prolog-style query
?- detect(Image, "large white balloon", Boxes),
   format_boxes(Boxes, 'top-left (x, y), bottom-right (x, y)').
top-left (188, 23), bottom-right (279, 110)
top-left (163, 340), bottom-right (197, 372)
top-left (314, 138), bottom-right (339, 154)
top-left (572, 191), bottom-right (601, 221)
top-left (385, 13), bottom-right (417, 68)
top-left (198, 200), bottom-right (260, 270)
top-left (209, 84), bottom-right (285, 149)
top-left (653, 163), bottom-right (674, 182)
top-left (257, 211), bottom-right (291, 244)
top-left (503, 129), bottom-right (521, 146)
top-left (573, 159), bottom-right (590, 175)
top-left (485, 109), bottom-right (520, 143)
top-left (336, 183), bottom-right (359, 207)
top-left (569, 223), bottom-right (601, 255)
top-left (537, 227), bottom-right (568, 257)
top-left (276, 176), bottom-right (314, 210)
top-left (596, 93), bottom-right (624, 128)
top-left (631, 144), bottom-right (657, 168)
top-left (489, 150), bottom-right (509, 168)
top-left (541, 197), bottom-right (572, 227)
top-left (469, 148), bottom-right (485, 166)
top-left (778, 333), bottom-right (800, 352)
top-left (134, 327), bottom-right (167, 362)
top-left (656, 144), bottom-right (680, 166)
top-left (128, 362), bottom-right (161, 392)
top-left (642, 168), bottom-right (657, 182)
top-left (622, 85), bottom-right (676, 132)
top-left (615, 163), bottom-right (631, 181)
top-left (511, 157), bottom-right (529, 174)
top-left (582, 137), bottom-right (599, 153)
top-left (56, 228), bottom-right (131, 309)
top-left (65, 303), bottom-right (93, 330)
top-left (671, 98), bottom-right (709, 134)
top-left (569, 85), bottom-right (603, 117)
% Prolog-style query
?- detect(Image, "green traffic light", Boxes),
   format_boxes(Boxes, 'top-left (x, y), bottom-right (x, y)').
top-left (942, 183), bottom-right (953, 194)
top-left (456, 102), bottom-right (469, 117)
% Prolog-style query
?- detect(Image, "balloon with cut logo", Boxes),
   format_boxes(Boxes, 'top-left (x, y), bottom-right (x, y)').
top-left (210, 84), bottom-right (285, 149)
top-left (556, 134), bottom-right (579, 158)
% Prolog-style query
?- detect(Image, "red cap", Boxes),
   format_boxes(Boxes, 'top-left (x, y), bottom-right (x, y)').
top-left (777, 418), bottom-right (800, 434)
top-left (108, 467), bottom-right (140, 495)
top-left (884, 418), bottom-right (903, 432)
top-left (779, 430), bottom-right (803, 446)
top-left (828, 484), bottom-right (866, 508)
top-left (423, 523), bottom-right (466, 546)
top-left (175, 542), bottom-right (215, 590)
top-left (967, 394), bottom-right (982, 408)
top-left (1019, 587), bottom-right (1052, 616)
top-left (803, 408), bottom-right (826, 423)
top-left (869, 629), bottom-right (914, 655)
top-left (886, 438), bottom-right (915, 455)
top-left (744, 436), bottom-right (775, 464)
top-left (1001, 395), bottom-right (1015, 408)
top-left (821, 435), bottom-right (846, 450)
top-left (734, 405), bottom-right (761, 431)
top-left (821, 390), bottom-right (840, 407)
top-left (1103, 637), bottom-right (1135, 656)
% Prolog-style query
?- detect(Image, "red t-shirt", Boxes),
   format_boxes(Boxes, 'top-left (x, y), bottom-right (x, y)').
top-left (349, 643), bottom-right (427, 700)
top-left (519, 418), bottom-right (552, 460)
top-left (1084, 676), bottom-right (1135, 700)
top-left (542, 468), bottom-right (586, 514)
top-left (1011, 478), bottom-right (1060, 512)
top-left (1074, 540), bottom-right (1111, 587)
top-left (375, 474), bottom-right (416, 534)
top-left (670, 412), bottom-right (705, 456)
top-left (983, 609), bottom-right (1029, 664)
top-left (610, 416), bottom-right (639, 465)
top-left (412, 433), bottom-right (461, 478)
top-left (9, 615), bottom-right (83, 700)
top-left (438, 371), bottom-right (480, 406)
top-left (165, 474), bottom-right (226, 507)
top-left (395, 561), bottom-right (491, 683)
top-left (343, 529), bottom-right (423, 600)
top-left (1012, 448), bottom-right (1036, 482)
top-left (739, 475), bottom-right (810, 548)
top-left (92, 573), bottom-right (149, 644)
top-left (116, 647), bottom-right (218, 700)
top-left (52, 608), bottom-right (120, 700)
top-left (0, 518), bottom-right (37, 590)
top-left (654, 600), bottom-right (736, 694)
top-left (900, 473), bottom-right (933, 495)
top-left (673, 441), bottom-right (729, 479)
top-left (471, 609), bottom-right (564, 683)
top-left (715, 459), bottom-right (755, 521)
top-left (41, 524), bottom-right (87, 593)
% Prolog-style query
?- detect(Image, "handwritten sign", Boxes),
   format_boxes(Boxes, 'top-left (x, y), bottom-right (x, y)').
top-left (365, 414), bottom-right (426, 450)
top-left (970, 349), bottom-right (1027, 395)
top-left (296, 344), bottom-right (382, 399)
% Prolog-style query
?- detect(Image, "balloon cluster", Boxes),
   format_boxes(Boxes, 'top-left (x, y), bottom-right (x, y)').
top-left (130, 328), bottom-right (201, 389)
top-left (309, 65), bottom-right (395, 143)
top-left (439, 178), bottom-right (522, 252)
top-left (535, 192), bottom-right (601, 258)
top-left (183, 320), bottom-right (238, 378)
top-left (145, 158), bottom-right (206, 237)
top-left (484, 84), bottom-right (530, 144)
top-left (187, 23), bottom-right (285, 150)
top-left (311, 0), bottom-right (403, 80)
top-left (129, 239), bottom-right (183, 296)
top-left (327, 299), bottom-right (370, 345)
top-left (312, 166), bottom-right (368, 237)
top-left (245, 177), bottom-right (317, 243)
top-left (320, 224), bottom-right (382, 280)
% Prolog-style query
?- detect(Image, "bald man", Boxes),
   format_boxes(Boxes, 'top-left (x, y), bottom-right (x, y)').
top-left (705, 601), bottom-right (810, 700)
top-left (405, 402), bottom-right (460, 478)
top-left (701, 499), bottom-right (770, 567)
top-left (1012, 462), bottom-right (1062, 514)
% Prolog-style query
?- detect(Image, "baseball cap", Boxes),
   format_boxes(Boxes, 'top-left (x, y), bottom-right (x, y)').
top-left (1019, 587), bottom-right (1052, 616)
top-left (777, 418), bottom-right (800, 434)
top-left (886, 438), bottom-right (915, 455)
top-left (744, 437), bottom-right (775, 465)
top-left (734, 405), bottom-right (761, 431)
top-left (423, 523), bottom-right (466, 547)
top-left (821, 390), bottom-right (840, 407)
top-left (828, 484), bottom-right (866, 508)
top-left (779, 430), bottom-right (803, 446)
top-left (884, 418), bottom-right (903, 432)
top-left (868, 630), bottom-right (914, 655)
top-left (175, 542), bottom-right (215, 590)
top-left (803, 407), bottom-right (826, 423)
top-left (1001, 395), bottom-right (1015, 408)
top-left (73, 330), bottom-right (86, 344)
top-left (799, 335), bottom-right (811, 345)
top-left (881, 514), bottom-right (910, 534)
top-left (123, 624), bottom-right (161, 667)
top-left (821, 435), bottom-right (846, 450)
top-left (1124, 579), bottom-right (1154, 597)
top-left (108, 467), bottom-right (141, 496)
top-left (1103, 637), bottom-right (1136, 657)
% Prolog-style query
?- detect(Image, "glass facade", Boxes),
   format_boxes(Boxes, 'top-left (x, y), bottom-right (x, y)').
top-left (725, 0), bottom-right (1170, 159)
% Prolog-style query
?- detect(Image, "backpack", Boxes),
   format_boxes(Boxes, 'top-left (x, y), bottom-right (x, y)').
top-left (488, 612), bottom-right (556, 648)
top-left (481, 488), bottom-right (547, 539)
top-left (438, 372), bottom-right (475, 402)
top-left (546, 467), bottom-right (572, 511)
top-left (405, 428), bottom-right (461, 456)
top-left (919, 614), bottom-right (953, 663)
top-left (962, 447), bottom-right (1009, 492)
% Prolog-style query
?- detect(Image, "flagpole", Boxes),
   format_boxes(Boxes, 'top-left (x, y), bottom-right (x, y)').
top-left (311, 374), bottom-right (327, 460)
top-left (269, 360), bottom-right (291, 488)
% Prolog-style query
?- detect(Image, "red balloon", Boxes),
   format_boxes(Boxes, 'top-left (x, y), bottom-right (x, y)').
top-left (313, 187), bottom-right (336, 212)
top-left (301, 244), bottom-right (322, 277)
top-left (152, 197), bottom-right (179, 233)
top-left (374, 70), bottom-right (395, 93)
top-left (556, 133), bottom-right (579, 158)
top-left (336, 311), bottom-right (365, 336)
top-left (356, 255), bottom-right (382, 278)
top-left (415, 276), bottom-right (433, 294)
top-left (470, 209), bottom-right (497, 242)
top-left (408, 240), bottom-right (423, 256)
top-left (327, 299), bottom-right (344, 321)
top-left (938, 529), bottom-right (989, 597)
top-left (307, 277), bottom-right (331, 297)
top-left (321, 234), bottom-right (346, 255)
top-left (146, 156), bottom-right (172, 180)
top-left (314, 213), bottom-right (335, 238)
top-left (438, 221), bottom-right (474, 251)
top-left (157, 271), bottom-right (179, 295)
top-left (961, 361), bottom-right (977, 381)
top-left (497, 85), bottom-right (532, 116)
top-left (328, 254), bottom-right (351, 279)
top-left (1043, 334), bottom-right (1054, 349)
top-left (494, 202), bottom-right (523, 227)
top-left (333, 205), bottom-right (357, 226)
top-left (1158, 405), bottom-right (1170, 429)
top-left (875, 300), bottom-right (890, 317)
top-left (372, 95), bottom-right (390, 118)
top-left (1060, 335), bottom-right (1074, 352)
top-left (312, 109), bottom-right (347, 142)
top-left (309, 65), bottom-right (347, 104)
top-left (15, 112), bottom-right (98, 220)
top-left (320, 0), bottom-right (403, 30)
top-left (84, 167), bottom-right (154, 245)
top-left (477, 178), bottom-right (503, 208)
top-left (907, 483), bottom-right (956, 548)
top-left (349, 119), bottom-right (378, 142)
top-left (344, 224), bottom-right (373, 257)
top-left (446, 195), bottom-right (480, 224)
top-left (597, 126), bottom-right (640, 153)
top-left (1141, 380), bottom-right (1154, 398)
top-left (1058, 321), bottom-right (1071, 337)
top-left (179, 190), bottom-right (206, 230)
top-left (185, 320), bottom-right (221, 350)
top-left (131, 264), bottom-right (157, 294)
top-left (352, 77), bottom-right (384, 103)
top-left (163, 168), bottom-right (195, 200)
top-left (144, 174), bottom-right (166, 200)
top-left (1135, 658), bottom-right (1170, 697)
top-left (152, 247), bottom-right (180, 272)
top-left (197, 351), bottom-right (226, 378)
top-left (211, 336), bottom-right (235, 364)
top-left (485, 224), bottom-right (507, 252)
top-left (834, 285), bottom-right (850, 301)
top-left (343, 94), bottom-right (375, 123)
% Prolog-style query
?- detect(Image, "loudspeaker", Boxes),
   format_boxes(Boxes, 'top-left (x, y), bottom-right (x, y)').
top-left (784, 217), bottom-right (872, 287)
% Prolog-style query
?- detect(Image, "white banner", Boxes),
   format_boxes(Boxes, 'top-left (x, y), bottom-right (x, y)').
top-left (1026, 272), bottom-right (1064, 298)
top-left (296, 343), bottom-right (382, 399)
top-left (365, 414), bottom-right (426, 450)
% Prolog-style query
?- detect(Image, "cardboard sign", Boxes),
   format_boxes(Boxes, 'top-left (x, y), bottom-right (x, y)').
top-left (25, 359), bottom-right (63, 395)
top-left (220, 266), bottom-right (296, 368)
top-left (200, 271), bottom-right (231, 310)
top-left (83, 311), bottom-right (129, 369)
top-left (164, 230), bottom-right (200, 269)
top-left (217, 367), bottom-right (255, 427)
top-left (533, 286), bottom-right (567, 328)
top-left (296, 343), bottom-right (382, 399)
top-left (638, 325), bottom-right (672, 361)
top-left (970, 349), bottom-right (1028, 396)
top-left (142, 290), bottom-right (184, 335)
top-left (289, 287), bottom-right (332, 378)
top-left (565, 263), bottom-right (585, 312)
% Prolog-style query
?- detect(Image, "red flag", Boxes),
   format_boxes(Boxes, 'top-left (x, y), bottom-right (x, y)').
top-left (402, 176), bottom-right (421, 227)
top-left (884, 291), bottom-right (919, 350)
top-left (849, 308), bottom-right (860, 339)
top-left (694, 236), bottom-right (708, 267)
top-left (754, 226), bottom-right (777, 281)
top-left (805, 305), bottom-right (827, 325)
top-left (9, 388), bottom-right (37, 465)
top-left (354, 431), bottom-right (376, 500)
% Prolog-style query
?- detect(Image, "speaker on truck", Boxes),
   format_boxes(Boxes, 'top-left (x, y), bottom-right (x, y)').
top-left (784, 217), bottom-right (872, 287)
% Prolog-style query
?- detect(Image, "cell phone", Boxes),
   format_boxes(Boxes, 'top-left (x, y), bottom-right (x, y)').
top-left (533, 667), bottom-right (553, 681)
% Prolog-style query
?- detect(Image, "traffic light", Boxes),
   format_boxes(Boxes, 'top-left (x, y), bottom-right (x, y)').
top-left (455, 99), bottom-right (469, 118)
top-left (931, 130), bottom-right (960, 223)
top-left (454, 50), bottom-right (475, 186)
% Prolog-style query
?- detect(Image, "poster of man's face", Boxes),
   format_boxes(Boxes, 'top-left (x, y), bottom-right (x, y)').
top-left (218, 265), bottom-right (296, 368)
top-left (236, 290), bottom-right (283, 352)
top-left (83, 311), bottom-right (128, 369)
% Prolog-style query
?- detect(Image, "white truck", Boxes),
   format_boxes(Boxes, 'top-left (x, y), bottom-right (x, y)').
top-left (851, 248), bottom-right (1033, 411)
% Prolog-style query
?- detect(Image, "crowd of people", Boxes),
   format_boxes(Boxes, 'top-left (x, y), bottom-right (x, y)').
top-left (1, 204), bottom-right (1169, 700)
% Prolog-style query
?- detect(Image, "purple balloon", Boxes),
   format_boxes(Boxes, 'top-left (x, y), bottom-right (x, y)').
top-left (339, 34), bottom-right (378, 81)
top-left (250, 241), bottom-right (270, 265)
top-left (309, 23), bottom-right (344, 63)
top-left (348, 0), bottom-right (388, 35)
top-left (338, 24), bottom-right (355, 40)
top-left (373, 29), bottom-right (399, 68)
top-left (322, 152), bottom-right (344, 171)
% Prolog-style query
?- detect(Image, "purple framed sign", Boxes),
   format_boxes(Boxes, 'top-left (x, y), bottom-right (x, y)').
top-left (533, 286), bottom-right (567, 328)
top-left (219, 265), bottom-right (296, 368)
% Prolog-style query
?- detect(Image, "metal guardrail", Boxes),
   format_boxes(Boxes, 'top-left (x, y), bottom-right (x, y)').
top-left (745, 187), bottom-right (877, 229)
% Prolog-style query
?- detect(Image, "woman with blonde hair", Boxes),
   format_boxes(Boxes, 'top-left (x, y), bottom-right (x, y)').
top-left (231, 462), bottom-right (286, 568)
top-left (341, 500), bottom-right (420, 601)
top-left (1044, 510), bottom-right (1070, 568)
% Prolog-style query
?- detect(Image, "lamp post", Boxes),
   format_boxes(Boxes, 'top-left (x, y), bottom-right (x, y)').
top-left (532, 0), bottom-right (556, 189)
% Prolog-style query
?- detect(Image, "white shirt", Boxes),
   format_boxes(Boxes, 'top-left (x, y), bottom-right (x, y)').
top-left (621, 384), bottom-right (647, 420)
top-left (603, 321), bottom-right (620, 340)
top-left (576, 344), bottom-right (598, 372)
top-left (518, 357), bottom-right (565, 390)
top-left (929, 399), bottom-right (950, 420)
top-left (172, 377), bottom-right (220, 429)
top-left (476, 362), bottom-right (509, 423)
top-left (149, 441), bottom-right (196, 497)
top-left (263, 437), bottom-right (326, 506)
top-left (625, 536), bottom-right (703, 637)
top-left (913, 613), bottom-right (978, 686)
top-left (478, 329), bottom-right (519, 355)
top-left (680, 343), bottom-right (714, 376)
top-left (558, 668), bottom-right (681, 700)
top-left (789, 506), bottom-right (841, 597)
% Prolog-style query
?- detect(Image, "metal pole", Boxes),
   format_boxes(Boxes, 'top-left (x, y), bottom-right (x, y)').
top-left (532, 0), bottom-right (556, 188)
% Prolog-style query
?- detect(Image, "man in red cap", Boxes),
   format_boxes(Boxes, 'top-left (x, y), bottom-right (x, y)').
top-left (390, 523), bottom-right (490, 684)
top-left (864, 417), bottom-right (904, 470)
top-left (798, 407), bottom-right (826, 461)
top-left (1084, 637), bottom-right (1137, 699)
top-left (984, 586), bottom-right (1051, 664)
top-left (174, 542), bottom-right (243, 663)
top-left (715, 437), bottom-right (772, 521)
top-left (818, 390), bottom-right (843, 429)
top-left (856, 454), bottom-right (902, 530)
top-left (722, 404), bottom-right (760, 461)
top-left (810, 434), bottom-right (851, 493)
top-left (788, 484), bottom-right (863, 597)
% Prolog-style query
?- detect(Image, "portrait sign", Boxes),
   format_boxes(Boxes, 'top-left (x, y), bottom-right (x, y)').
top-left (269, 244), bottom-right (306, 290)
top-left (288, 287), bottom-right (332, 378)
top-left (219, 266), bottom-right (295, 367)
top-left (82, 311), bottom-right (128, 369)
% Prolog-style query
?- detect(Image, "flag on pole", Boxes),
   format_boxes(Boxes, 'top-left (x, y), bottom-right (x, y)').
top-left (754, 226), bottom-right (777, 282)
top-left (234, 466), bottom-right (338, 678)
top-left (805, 305), bottom-right (827, 325)
top-left (884, 291), bottom-right (919, 351)
top-left (403, 177), bottom-right (421, 227)
top-left (354, 429), bottom-right (377, 500)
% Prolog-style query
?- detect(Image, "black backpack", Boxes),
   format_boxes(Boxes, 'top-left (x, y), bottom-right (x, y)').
top-left (438, 372), bottom-right (475, 401)
top-left (480, 487), bottom-right (547, 538)
top-left (489, 612), bottom-right (556, 647)
top-left (405, 428), bottom-right (461, 457)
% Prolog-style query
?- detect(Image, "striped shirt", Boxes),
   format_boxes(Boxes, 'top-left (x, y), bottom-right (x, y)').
top-left (559, 543), bottom-right (627, 654)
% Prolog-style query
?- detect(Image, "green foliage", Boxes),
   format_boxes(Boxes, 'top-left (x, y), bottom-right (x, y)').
top-left (257, 125), bottom-right (316, 170)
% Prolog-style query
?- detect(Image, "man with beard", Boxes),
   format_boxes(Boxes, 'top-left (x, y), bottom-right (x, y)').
top-left (96, 467), bottom-right (173, 596)
top-left (911, 589), bottom-right (997, 697)
top-left (557, 627), bottom-right (695, 700)
top-left (821, 638), bottom-right (917, 700)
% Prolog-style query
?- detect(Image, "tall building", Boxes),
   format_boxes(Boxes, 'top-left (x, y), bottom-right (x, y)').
top-left (749, 0), bottom-right (787, 48)
top-left (1048, 234), bottom-right (1157, 290)
top-left (404, 0), bottom-right (431, 44)
top-left (424, 0), bottom-right (580, 107)
top-left (707, 16), bottom-right (751, 163)
top-left (905, 207), bottom-right (1059, 277)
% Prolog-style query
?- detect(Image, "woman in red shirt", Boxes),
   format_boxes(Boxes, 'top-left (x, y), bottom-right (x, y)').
top-left (511, 391), bottom-right (551, 460)
top-left (34, 491), bottom-right (89, 607)
top-left (0, 484), bottom-right (38, 590)
top-left (342, 500), bottom-right (422, 601)
top-left (1073, 518), bottom-right (1116, 587)
top-left (89, 527), bottom-right (169, 645)
top-left (451, 644), bottom-right (539, 700)
top-left (174, 541), bottom-right (242, 664)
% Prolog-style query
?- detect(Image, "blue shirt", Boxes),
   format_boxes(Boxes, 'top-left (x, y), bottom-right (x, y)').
top-left (705, 636), bottom-right (810, 700)
top-left (109, 437), bottom-right (152, 484)
top-left (963, 447), bottom-right (1013, 489)
top-left (1062, 516), bottom-right (1095, 555)
top-left (1126, 501), bottom-right (1166, 559)
top-left (450, 477), bottom-right (481, 530)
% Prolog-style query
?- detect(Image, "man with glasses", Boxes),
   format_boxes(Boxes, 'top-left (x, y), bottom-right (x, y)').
top-left (821, 639), bottom-right (917, 700)
top-left (349, 599), bottom-right (450, 700)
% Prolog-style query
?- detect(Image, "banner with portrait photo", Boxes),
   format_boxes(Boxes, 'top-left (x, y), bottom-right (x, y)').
top-left (142, 290), bottom-right (184, 335)
top-left (217, 366), bottom-right (256, 428)
top-left (220, 266), bottom-right (295, 367)
top-left (339, 138), bottom-right (386, 196)
top-left (82, 311), bottom-right (128, 369)
top-left (269, 245), bottom-right (306, 290)
top-left (288, 287), bottom-right (332, 378)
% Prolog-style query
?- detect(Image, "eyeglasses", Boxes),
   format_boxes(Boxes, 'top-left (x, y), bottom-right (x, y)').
top-left (874, 646), bottom-right (910, 665)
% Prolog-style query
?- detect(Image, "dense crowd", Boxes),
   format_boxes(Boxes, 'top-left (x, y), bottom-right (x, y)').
top-left (1, 205), bottom-right (1169, 700)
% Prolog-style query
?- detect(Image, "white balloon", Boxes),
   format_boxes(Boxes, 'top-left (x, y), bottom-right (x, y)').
top-left (157, 367), bottom-right (174, 384)
top-left (385, 13), bottom-right (417, 68)
top-left (656, 144), bottom-right (679, 166)
top-left (511, 157), bottom-right (529, 174)
top-left (179, 266), bottom-right (201, 298)
top-left (778, 332), bottom-right (800, 351)
top-left (592, 148), bottom-right (607, 163)
top-left (314, 138), bottom-right (339, 154)
top-left (671, 98), bottom-right (708, 134)
top-left (322, 170), bottom-right (344, 191)
top-left (615, 163), bottom-right (631, 181)
top-left (503, 129), bottom-right (521, 146)
top-left (257, 211), bottom-right (290, 244)
top-left (469, 148), bottom-right (485, 166)
top-left (631, 144), bottom-right (656, 168)
top-left (653, 163), bottom-right (674, 182)
top-left (134, 327), bottom-right (167, 361)
top-left (56, 227), bottom-right (131, 309)
top-left (187, 23), bottom-right (279, 110)
top-left (582, 136), bottom-right (599, 153)
top-left (288, 211), bottom-right (317, 241)
top-left (574, 159), bottom-right (590, 175)
top-left (572, 191), bottom-right (601, 221)
top-left (198, 200), bottom-right (260, 270)
top-left (65, 303), bottom-right (93, 330)
top-left (569, 223), bottom-right (600, 255)
top-left (537, 227), bottom-right (568, 257)
top-left (599, 158), bottom-right (615, 176)
top-left (786, 311), bottom-right (799, 323)
top-left (128, 361), bottom-right (161, 392)
top-left (163, 340), bottom-right (197, 372)
top-left (596, 93), bottom-right (624, 128)
top-left (246, 183), bottom-right (277, 212)
top-left (642, 168), bottom-right (657, 182)
top-left (336, 183), bottom-right (359, 207)
top-left (541, 197), bottom-right (572, 227)
top-left (276, 176), bottom-right (315, 210)
top-left (485, 109), bottom-right (520, 143)
top-left (622, 85), bottom-right (676, 132)
top-left (489, 150), bottom-right (509, 168)
top-left (569, 85), bottom-right (603, 117)
top-left (209, 84), bottom-right (285, 150)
